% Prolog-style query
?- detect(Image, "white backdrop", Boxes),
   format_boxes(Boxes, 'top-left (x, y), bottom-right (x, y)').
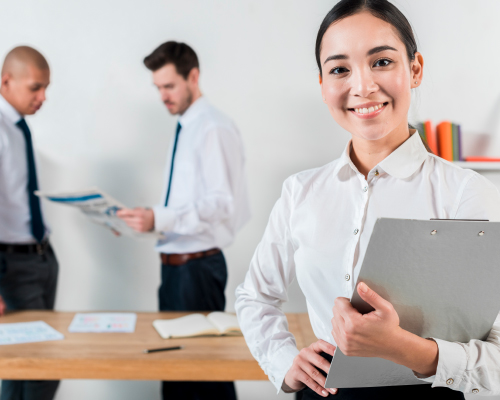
top-left (1, 1), bottom-right (500, 399)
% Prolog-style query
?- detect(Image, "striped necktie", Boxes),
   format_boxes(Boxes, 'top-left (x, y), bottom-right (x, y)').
top-left (16, 118), bottom-right (45, 242)
top-left (165, 122), bottom-right (182, 206)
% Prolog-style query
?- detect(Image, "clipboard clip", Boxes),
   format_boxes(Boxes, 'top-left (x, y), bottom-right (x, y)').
top-left (429, 219), bottom-right (489, 237)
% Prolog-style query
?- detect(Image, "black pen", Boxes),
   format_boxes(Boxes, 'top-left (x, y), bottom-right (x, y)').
top-left (143, 345), bottom-right (184, 354)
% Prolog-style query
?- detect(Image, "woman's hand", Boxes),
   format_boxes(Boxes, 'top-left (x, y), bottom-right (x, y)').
top-left (331, 282), bottom-right (438, 376)
top-left (284, 339), bottom-right (338, 397)
top-left (331, 282), bottom-right (401, 359)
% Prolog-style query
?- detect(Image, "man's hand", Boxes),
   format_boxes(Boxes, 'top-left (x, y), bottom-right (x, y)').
top-left (116, 207), bottom-right (155, 232)
top-left (283, 340), bottom-right (338, 397)
top-left (0, 295), bottom-right (6, 316)
top-left (331, 282), bottom-right (401, 359)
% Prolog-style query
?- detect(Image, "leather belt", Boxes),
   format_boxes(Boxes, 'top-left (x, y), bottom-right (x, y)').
top-left (160, 248), bottom-right (221, 266)
top-left (0, 240), bottom-right (51, 255)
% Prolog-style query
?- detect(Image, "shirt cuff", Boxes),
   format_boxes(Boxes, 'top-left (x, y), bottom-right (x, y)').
top-left (267, 344), bottom-right (300, 393)
top-left (152, 206), bottom-right (176, 233)
top-left (424, 338), bottom-right (467, 390)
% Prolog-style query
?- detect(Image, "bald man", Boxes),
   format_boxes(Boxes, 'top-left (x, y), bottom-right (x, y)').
top-left (0, 46), bottom-right (59, 400)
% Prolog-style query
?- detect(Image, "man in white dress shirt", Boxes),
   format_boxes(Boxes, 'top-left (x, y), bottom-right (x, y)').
top-left (0, 46), bottom-right (59, 400)
top-left (118, 41), bottom-right (250, 400)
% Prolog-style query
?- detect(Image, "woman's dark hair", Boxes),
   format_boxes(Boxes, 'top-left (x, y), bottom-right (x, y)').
top-left (144, 41), bottom-right (199, 79)
top-left (315, 0), bottom-right (417, 76)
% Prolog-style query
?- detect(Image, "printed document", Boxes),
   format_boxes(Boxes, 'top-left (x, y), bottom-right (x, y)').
top-left (36, 188), bottom-right (163, 239)
top-left (68, 313), bottom-right (137, 333)
top-left (0, 321), bottom-right (64, 345)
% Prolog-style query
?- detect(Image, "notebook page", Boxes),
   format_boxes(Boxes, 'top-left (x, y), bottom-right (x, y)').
top-left (153, 314), bottom-right (219, 339)
top-left (207, 312), bottom-right (241, 335)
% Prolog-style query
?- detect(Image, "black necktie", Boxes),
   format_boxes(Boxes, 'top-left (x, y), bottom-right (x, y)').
top-left (16, 118), bottom-right (45, 242)
top-left (165, 122), bottom-right (182, 206)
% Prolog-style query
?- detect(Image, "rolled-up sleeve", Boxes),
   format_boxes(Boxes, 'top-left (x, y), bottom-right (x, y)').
top-left (235, 177), bottom-right (300, 392)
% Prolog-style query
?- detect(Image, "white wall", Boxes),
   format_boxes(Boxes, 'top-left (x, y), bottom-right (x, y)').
top-left (1, 1), bottom-right (500, 399)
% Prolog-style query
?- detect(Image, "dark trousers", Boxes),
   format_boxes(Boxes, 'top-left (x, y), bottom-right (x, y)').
top-left (297, 353), bottom-right (465, 400)
top-left (0, 246), bottom-right (60, 400)
top-left (159, 251), bottom-right (237, 400)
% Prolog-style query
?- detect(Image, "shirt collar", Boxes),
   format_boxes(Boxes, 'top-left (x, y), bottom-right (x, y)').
top-left (178, 96), bottom-right (208, 127)
top-left (378, 131), bottom-right (429, 179)
top-left (333, 140), bottom-right (357, 176)
top-left (334, 131), bottom-right (429, 179)
top-left (0, 94), bottom-right (22, 125)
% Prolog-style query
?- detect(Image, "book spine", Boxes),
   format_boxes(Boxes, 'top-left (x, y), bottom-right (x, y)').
top-left (457, 124), bottom-right (463, 161)
top-left (425, 120), bottom-right (438, 155)
top-left (416, 122), bottom-right (425, 141)
top-left (437, 122), bottom-right (453, 161)
top-left (452, 123), bottom-right (459, 161)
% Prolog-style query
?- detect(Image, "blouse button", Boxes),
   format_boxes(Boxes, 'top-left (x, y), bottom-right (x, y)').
top-left (353, 229), bottom-right (359, 235)
top-left (362, 186), bottom-right (368, 192)
top-left (446, 378), bottom-right (454, 385)
top-left (472, 388), bottom-right (479, 393)
top-left (345, 274), bottom-right (351, 281)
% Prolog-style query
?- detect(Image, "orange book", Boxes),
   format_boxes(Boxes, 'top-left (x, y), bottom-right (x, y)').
top-left (424, 120), bottom-right (438, 155)
top-left (436, 121), bottom-right (453, 161)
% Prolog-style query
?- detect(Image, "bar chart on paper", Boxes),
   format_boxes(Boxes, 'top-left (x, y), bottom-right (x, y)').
top-left (68, 313), bottom-right (137, 333)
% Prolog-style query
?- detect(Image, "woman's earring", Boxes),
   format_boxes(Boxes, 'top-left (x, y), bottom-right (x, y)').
top-left (415, 81), bottom-right (418, 84)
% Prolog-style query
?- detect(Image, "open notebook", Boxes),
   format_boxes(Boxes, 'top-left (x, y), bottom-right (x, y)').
top-left (153, 312), bottom-right (242, 339)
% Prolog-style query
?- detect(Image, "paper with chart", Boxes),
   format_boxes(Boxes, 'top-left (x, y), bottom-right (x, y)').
top-left (0, 321), bottom-right (64, 345)
top-left (68, 313), bottom-right (137, 333)
top-left (36, 188), bottom-right (163, 239)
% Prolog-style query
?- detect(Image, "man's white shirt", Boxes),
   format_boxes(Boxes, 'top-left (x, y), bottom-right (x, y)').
top-left (0, 94), bottom-right (41, 244)
top-left (235, 132), bottom-right (500, 395)
top-left (154, 96), bottom-right (251, 254)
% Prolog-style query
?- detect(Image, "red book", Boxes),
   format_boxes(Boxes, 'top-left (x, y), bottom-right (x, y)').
top-left (465, 157), bottom-right (500, 162)
top-left (436, 121), bottom-right (453, 161)
top-left (424, 120), bottom-right (438, 155)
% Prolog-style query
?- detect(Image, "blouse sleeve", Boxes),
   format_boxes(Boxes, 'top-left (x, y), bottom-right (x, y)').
top-left (235, 176), bottom-right (300, 393)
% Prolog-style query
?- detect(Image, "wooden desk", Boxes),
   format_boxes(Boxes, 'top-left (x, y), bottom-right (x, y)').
top-left (0, 311), bottom-right (315, 381)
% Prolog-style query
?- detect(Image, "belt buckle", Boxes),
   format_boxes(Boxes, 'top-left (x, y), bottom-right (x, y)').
top-left (36, 244), bottom-right (44, 255)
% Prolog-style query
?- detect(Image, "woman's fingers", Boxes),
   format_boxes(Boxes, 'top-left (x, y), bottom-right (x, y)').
top-left (298, 344), bottom-right (339, 396)
top-left (285, 340), bottom-right (339, 397)
top-left (296, 369), bottom-right (330, 397)
top-left (305, 347), bottom-right (333, 375)
top-left (315, 339), bottom-right (337, 356)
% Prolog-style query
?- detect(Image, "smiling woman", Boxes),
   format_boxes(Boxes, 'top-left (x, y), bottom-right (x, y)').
top-left (317, 2), bottom-right (424, 177)
top-left (235, 0), bottom-right (500, 399)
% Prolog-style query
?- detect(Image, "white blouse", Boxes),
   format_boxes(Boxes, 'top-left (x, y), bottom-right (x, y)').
top-left (235, 132), bottom-right (500, 395)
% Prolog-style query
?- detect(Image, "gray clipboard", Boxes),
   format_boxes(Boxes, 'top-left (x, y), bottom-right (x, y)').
top-left (325, 218), bottom-right (500, 388)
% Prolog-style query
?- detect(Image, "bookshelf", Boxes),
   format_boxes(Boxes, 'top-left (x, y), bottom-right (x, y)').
top-left (453, 162), bottom-right (500, 171)
top-left (417, 122), bottom-right (500, 172)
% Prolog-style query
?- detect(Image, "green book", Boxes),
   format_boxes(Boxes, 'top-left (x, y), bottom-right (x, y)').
top-left (417, 122), bottom-right (426, 142)
top-left (452, 123), bottom-right (459, 161)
